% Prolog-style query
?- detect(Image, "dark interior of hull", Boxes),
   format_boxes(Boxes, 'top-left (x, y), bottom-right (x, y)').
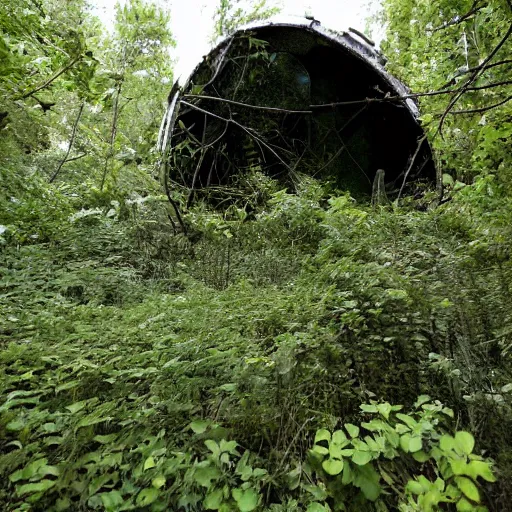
top-left (166, 25), bottom-right (435, 207)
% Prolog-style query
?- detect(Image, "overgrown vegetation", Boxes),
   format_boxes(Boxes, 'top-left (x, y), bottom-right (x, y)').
top-left (1, 0), bottom-right (512, 510)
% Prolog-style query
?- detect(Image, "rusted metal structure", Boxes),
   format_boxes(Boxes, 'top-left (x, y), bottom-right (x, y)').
top-left (158, 17), bottom-right (435, 218)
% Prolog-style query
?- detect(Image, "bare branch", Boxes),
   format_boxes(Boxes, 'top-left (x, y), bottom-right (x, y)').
top-left (184, 94), bottom-right (313, 115)
top-left (448, 94), bottom-right (512, 114)
top-left (180, 100), bottom-right (294, 172)
top-left (430, 0), bottom-right (485, 32)
top-left (438, 22), bottom-right (512, 135)
top-left (50, 102), bottom-right (84, 183)
top-left (397, 135), bottom-right (429, 201)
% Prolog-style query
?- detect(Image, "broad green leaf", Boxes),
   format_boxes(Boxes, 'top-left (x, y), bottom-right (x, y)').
top-left (342, 461), bottom-right (353, 485)
top-left (412, 450), bottom-right (430, 463)
top-left (10, 458), bottom-right (49, 482)
top-left (454, 476), bottom-right (480, 502)
top-left (354, 464), bottom-right (381, 501)
top-left (451, 459), bottom-right (468, 475)
top-left (406, 480), bottom-right (424, 495)
top-left (314, 429), bottom-right (331, 444)
top-left (306, 504), bottom-right (329, 512)
top-left (144, 456), bottom-right (156, 471)
top-left (322, 458), bottom-right (344, 475)
top-left (329, 442), bottom-right (343, 459)
top-left (455, 432), bottom-right (475, 455)
top-left (232, 487), bottom-right (259, 512)
top-left (352, 450), bottom-right (372, 466)
top-left (220, 439), bottom-right (238, 454)
top-left (93, 434), bottom-right (118, 444)
top-left (55, 380), bottom-right (81, 392)
top-left (136, 488), bottom-right (159, 506)
top-left (16, 479), bottom-right (55, 496)
top-left (100, 491), bottom-right (124, 510)
top-left (376, 402), bottom-right (393, 419)
top-left (360, 404), bottom-right (378, 414)
top-left (190, 420), bottom-right (211, 434)
top-left (440, 434), bottom-right (455, 452)
top-left (303, 484), bottom-right (328, 500)
top-left (409, 436), bottom-right (423, 453)
top-left (414, 395), bottom-right (431, 408)
top-left (501, 383), bottom-right (512, 393)
top-left (312, 445), bottom-right (329, 456)
top-left (152, 476), bottom-right (166, 489)
top-left (396, 413), bottom-right (417, 429)
top-left (400, 433), bottom-right (411, 452)
top-left (456, 498), bottom-right (474, 512)
top-left (467, 460), bottom-right (496, 483)
top-left (66, 400), bottom-right (88, 414)
top-left (205, 439), bottom-right (221, 457)
top-left (194, 466), bottom-right (222, 487)
top-left (345, 423), bottom-right (359, 438)
top-left (204, 488), bottom-right (224, 510)
top-left (332, 429), bottom-right (348, 445)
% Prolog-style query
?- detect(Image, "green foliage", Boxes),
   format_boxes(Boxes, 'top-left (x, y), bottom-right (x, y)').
top-left (379, 0), bottom-right (512, 196)
top-left (1, 0), bottom-right (512, 510)
top-left (306, 398), bottom-right (495, 511)
top-left (213, 0), bottom-right (280, 38)
top-left (1, 180), bottom-right (510, 510)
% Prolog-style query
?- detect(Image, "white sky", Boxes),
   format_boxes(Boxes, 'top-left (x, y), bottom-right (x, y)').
top-left (91, 0), bottom-right (382, 81)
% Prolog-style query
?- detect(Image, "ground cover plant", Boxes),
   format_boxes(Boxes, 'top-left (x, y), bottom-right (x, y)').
top-left (1, 0), bottom-right (512, 510)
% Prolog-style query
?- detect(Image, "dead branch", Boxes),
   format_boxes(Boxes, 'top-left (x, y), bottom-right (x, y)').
top-left (100, 80), bottom-right (123, 191)
top-left (397, 134), bottom-right (429, 200)
top-left (50, 102), bottom-right (84, 183)
top-left (183, 94), bottom-right (313, 115)
top-left (180, 100), bottom-right (294, 172)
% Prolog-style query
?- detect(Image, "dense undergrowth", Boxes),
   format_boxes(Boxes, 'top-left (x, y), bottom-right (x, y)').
top-left (1, 176), bottom-right (512, 511)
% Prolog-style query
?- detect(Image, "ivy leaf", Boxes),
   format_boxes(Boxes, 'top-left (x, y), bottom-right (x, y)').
top-left (66, 400), bottom-right (88, 414)
top-left (440, 434), bottom-right (455, 452)
top-left (354, 464), bottom-right (381, 501)
top-left (332, 430), bottom-right (348, 446)
top-left (360, 404), bottom-right (378, 414)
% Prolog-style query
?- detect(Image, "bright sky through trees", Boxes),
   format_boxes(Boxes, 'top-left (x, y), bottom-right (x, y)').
top-left (91, 0), bottom-right (381, 79)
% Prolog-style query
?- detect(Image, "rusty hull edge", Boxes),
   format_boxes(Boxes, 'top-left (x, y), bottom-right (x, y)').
top-left (158, 17), bottom-right (421, 154)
